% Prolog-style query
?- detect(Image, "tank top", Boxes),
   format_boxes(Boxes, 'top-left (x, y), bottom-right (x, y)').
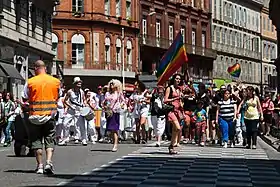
top-left (244, 96), bottom-right (259, 120)
top-left (68, 89), bottom-right (84, 109)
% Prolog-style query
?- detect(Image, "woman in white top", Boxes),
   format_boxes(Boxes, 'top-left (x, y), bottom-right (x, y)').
top-left (134, 81), bottom-right (151, 144)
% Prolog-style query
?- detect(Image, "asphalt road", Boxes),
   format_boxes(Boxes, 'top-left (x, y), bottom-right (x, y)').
top-left (0, 143), bottom-right (141, 187)
top-left (0, 138), bottom-right (280, 187)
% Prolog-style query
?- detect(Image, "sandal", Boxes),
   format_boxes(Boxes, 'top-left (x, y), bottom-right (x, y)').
top-left (168, 145), bottom-right (178, 155)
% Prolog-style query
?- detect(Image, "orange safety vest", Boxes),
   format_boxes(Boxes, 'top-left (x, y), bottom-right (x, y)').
top-left (28, 73), bottom-right (60, 116)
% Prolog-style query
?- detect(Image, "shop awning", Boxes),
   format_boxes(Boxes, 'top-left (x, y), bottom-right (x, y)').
top-left (0, 67), bottom-right (8, 83)
top-left (0, 62), bottom-right (25, 84)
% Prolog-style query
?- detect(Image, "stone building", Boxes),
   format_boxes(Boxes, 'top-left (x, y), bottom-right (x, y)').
top-left (212, 0), bottom-right (263, 89)
top-left (0, 0), bottom-right (57, 97)
top-left (261, 0), bottom-right (277, 93)
top-left (269, 0), bottom-right (280, 93)
top-left (52, 0), bottom-right (139, 89)
top-left (139, 0), bottom-right (216, 89)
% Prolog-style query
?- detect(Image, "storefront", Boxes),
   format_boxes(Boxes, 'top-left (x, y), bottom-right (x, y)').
top-left (0, 60), bottom-right (25, 97)
top-left (0, 37), bottom-right (53, 97)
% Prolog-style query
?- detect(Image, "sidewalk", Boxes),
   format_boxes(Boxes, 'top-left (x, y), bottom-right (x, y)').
top-left (260, 134), bottom-right (280, 152)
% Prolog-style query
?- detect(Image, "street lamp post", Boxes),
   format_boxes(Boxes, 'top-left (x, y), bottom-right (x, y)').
top-left (122, 27), bottom-right (125, 90)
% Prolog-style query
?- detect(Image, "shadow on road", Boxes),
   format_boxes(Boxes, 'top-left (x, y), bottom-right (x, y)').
top-left (90, 149), bottom-right (114, 152)
top-left (5, 169), bottom-right (36, 174)
top-left (20, 155), bottom-right (280, 187)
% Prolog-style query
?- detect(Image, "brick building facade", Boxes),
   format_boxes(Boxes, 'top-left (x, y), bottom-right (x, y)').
top-left (52, 0), bottom-right (139, 88)
top-left (139, 0), bottom-right (216, 88)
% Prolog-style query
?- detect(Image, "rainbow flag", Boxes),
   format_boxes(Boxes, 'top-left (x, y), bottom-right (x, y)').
top-left (156, 32), bottom-right (188, 85)
top-left (227, 63), bottom-right (241, 78)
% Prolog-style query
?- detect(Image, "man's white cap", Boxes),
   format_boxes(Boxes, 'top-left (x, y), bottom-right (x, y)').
top-left (73, 77), bottom-right (82, 84)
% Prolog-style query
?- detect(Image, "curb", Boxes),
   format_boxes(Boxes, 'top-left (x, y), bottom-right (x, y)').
top-left (260, 134), bottom-right (280, 152)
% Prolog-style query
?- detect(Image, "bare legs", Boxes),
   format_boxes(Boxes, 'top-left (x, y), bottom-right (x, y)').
top-left (169, 120), bottom-right (181, 154)
top-left (111, 131), bottom-right (118, 151)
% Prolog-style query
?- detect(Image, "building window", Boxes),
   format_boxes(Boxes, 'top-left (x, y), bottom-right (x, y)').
top-left (225, 29), bottom-right (230, 45)
top-left (248, 11), bottom-right (251, 27)
top-left (236, 6), bottom-right (239, 24)
top-left (244, 9), bottom-right (247, 27)
top-left (104, 0), bottom-right (110, 16)
top-left (126, 0), bottom-right (131, 18)
top-left (116, 0), bottom-right (121, 17)
top-left (272, 46), bottom-right (275, 59)
top-left (202, 31), bottom-right (206, 48)
top-left (202, 31), bottom-right (206, 55)
top-left (229, 4), bottom-right (233, 22)
top-left (116, 38), bottom-right (122, 65)
top-left (216, 27), bottom-right (220, 43)
top-left (192, 29), bottom-right (196, 54)
top-left (256, 16), bottom-right (259, 31)
top-left (263, 17), bottom-right (266, 31)
top-left (156, 20), bottom-right (160, 46)
top-left (105, 37), bottom-right (111, 63)
top-left (219, 0), bottom-right (222, 20)
top-left (267, 18), bottom-right (271, 31)
top-left (71, 34), bottom-right (85, 67)
top-left (126, 40), bottom-right (132, 68)
top-left (266, 44), bottom-right (269, 59)
top-left (169, 23), bottom-right (174, 44)
top-left (192, 29), bottom-right (196, 45)
top-left (214, 0), bottom-right (217, 18)
top-left (72, 0), bottom-right (83, 12)
top-left (223, 2), bottom-right (227, 21)
top-left (263, 43), bottom-right (266, 59)
top-left (181, 26), bottom-right (185, 43)
top-left (268, 45), bottom-right (271, 60)
top-left (221, 28), bottom-right (225, 44)
top-left (52, 33), bottom-right (58, 59)
top-left (233, 5), bottom-right (236, 23)
top-left (142, 18), bottom-right (147, 36)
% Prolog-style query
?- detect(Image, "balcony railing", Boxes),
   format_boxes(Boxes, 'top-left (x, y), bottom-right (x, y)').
top-left (212, 42), bottom-right (261, 60)
top-left (64, 60), bottom-right (134, 72)
top-left (139, 34), bottom-right (217, 59)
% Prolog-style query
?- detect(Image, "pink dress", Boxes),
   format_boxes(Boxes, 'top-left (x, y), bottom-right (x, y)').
top-left (168, 87), bottom-right (185, 122)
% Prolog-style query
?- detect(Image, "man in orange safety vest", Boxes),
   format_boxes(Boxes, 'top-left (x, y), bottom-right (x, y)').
top-left (22, 60), bottom-right (60, 174)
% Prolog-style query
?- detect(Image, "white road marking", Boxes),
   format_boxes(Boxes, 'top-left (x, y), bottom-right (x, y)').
top-left (0, 148), bottom-right (10, 152)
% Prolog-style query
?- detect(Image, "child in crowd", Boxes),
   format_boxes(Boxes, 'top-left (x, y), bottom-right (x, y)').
top-left (192, 100), bottom-right (208, 146)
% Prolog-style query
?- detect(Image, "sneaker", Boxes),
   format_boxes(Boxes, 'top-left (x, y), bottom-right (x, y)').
top-left (200, 142), bottom-right (205, 147)
top-left (230, 143), bottom-right (234, 148)
top-left (58, 140), bottom-right (67, 146)
top-left (155, 142), bottom-right (160, 147)
top-left (191, 139), bottom-right (196, 144)
top-left (82, 139), bottom-right (87, 146)
top-left (252, 145), bottom-right (256, 149)
top-left (223, 142), bottom-right (228, 148)
top-left (45, 162), bottom-right (54, 174)
top-left (235, 142), bottom-right (243, 146)
top-left (3, 142), bottom-right (10, 147)
top-left (182, 139), bottom-right (189, 144)
top-left (74, 139), bottom-right (79, 144)
top-left (35, 164), bottom-right (44, 174)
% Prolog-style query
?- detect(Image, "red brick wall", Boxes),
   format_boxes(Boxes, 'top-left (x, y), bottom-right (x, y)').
top-left (140, 0), bottom-right (211, 48)
top-left (53, 0), bottom-right (139, 71)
